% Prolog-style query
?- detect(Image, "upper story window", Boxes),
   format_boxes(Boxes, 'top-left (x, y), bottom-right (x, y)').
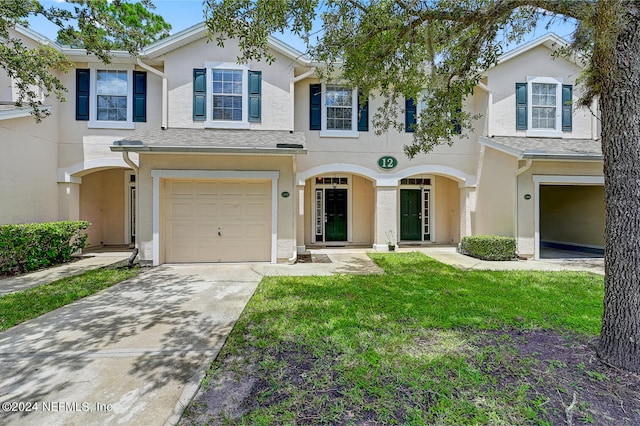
top-left (96, 70), bottom-right (127, 121)
top-left (516, 77), bottom-right (572, 136)
top-left (212, 69), bottom-right (243, 121)
top-left (326, 85), bottom-right (354, 131)
top-left (193, 63), bottom-right (261, 129)
top-left (309, 83), bottom-right (368, 137)
top-left (75, 66), bottom-right (146, 129)
top-left (405, 92), bottom-right (461, 134)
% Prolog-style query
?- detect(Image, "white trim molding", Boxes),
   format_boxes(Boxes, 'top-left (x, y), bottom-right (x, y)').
top-left (296, 164), bottom-right (475, 188)
top-left (57, 158), bottom-right (135, 183)
top-left (320, 83), bottom-right (359, 138)
top-left (204, 62), bottom-right (251, 130)
top-left (150, 169), bottom-right (280, 266)
top-left (526, 76), bottom-right (564, 138)
top-left (87, 64), bottom-right (136, 130)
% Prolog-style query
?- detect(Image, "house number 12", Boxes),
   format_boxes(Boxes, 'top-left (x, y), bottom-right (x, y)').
top-left (378, 156), bottom-right (398, 170)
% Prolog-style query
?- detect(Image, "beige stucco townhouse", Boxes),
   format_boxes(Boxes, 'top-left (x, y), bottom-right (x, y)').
top-left (0, 24), bottom-right (603, 265)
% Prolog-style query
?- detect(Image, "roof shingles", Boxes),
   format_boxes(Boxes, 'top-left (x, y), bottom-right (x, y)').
top-left (112, 129), bottom-right (306, 154)
top-left (479, 136), bottom-right (602, 160)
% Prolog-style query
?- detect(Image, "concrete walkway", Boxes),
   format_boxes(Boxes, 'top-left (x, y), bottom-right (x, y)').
top-left (0, 246), bottom-right (603, 426)
top-left (404, 245), bottom-right (605, 275)
top-left (0, 250), bottom-right (133, 295)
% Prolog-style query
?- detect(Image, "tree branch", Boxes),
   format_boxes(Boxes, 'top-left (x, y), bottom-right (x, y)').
top-left (396, 0), bottom-right (593, 26)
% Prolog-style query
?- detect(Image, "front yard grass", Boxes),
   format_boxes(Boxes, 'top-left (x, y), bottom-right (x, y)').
top-left (0, 264), bottom-right (139, 331)
top-left (182, 252), bottom-right (640, 425)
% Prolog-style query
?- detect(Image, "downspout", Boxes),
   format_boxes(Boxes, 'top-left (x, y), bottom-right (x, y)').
top-left (291, 68), bottom-right (316, 131)
top-left (515, 159), bottom-right (533, 258)
top-left (137, 58), bottom-right (168, 130)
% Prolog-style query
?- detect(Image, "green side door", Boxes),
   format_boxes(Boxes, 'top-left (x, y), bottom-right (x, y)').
top-left (400, 189), bottom-right (421, 241)
top-left (325, 189), bottom-right (347, 241)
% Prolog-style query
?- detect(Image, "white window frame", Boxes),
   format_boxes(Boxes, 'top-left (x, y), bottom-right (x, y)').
top-left (204, 62), bottom-right (250, 129)
top-left (320, 83), bottom-right (359, 138)
top-left (526, 76), bottom-right (563, 138)
top-left (88, 64), bottom-right (135, 130)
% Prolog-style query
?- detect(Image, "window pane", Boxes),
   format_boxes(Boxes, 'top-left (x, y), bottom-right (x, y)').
top-left (97, 70), bottom-right (127, 96)
top-left (211, 69), bottom-right (243, 121)
top-left (532, 107), bottom-right (555, 129)
top-left (531, 83), bottom-right (557, 129)
top-left (532, 83), bottom-right (556, 106)
top-left (326, 85), bottom-right (353, 130)
top-left (96, 70), bottom-right (128, 121)
top-left (97, 95), bottom-right (127, 121)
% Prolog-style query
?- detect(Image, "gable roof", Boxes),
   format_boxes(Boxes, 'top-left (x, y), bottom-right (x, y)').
top-left (495, 33), bottom-right (582, 67)
top-left (10, 22), bottom-right (309, 65)
top-left (141, 22), bottom-right (310, 64)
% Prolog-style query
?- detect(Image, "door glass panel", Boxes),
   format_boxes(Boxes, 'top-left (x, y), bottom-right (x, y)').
top-left (423, 189), bottom-right (430, 240)
top-left (315, 189), bottom-right (323, 239)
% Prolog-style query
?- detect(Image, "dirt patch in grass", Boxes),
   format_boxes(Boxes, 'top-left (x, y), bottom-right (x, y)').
top-left (477, 329), bottom-right (640, 425)
top-left (181, 329), bottom-right (640, 425)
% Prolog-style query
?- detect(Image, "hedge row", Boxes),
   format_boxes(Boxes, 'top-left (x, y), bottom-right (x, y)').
top-left (0, 221), bottom-right (90, 275)
top-left (459, 235), bottom-right (517, 261)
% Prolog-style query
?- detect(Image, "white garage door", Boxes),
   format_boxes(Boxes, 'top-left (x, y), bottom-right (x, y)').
top-left (163, 179), bottom-right (272, 263)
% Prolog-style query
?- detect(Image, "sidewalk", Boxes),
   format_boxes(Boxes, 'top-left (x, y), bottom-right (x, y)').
top-left (0, 249), bottom-right (134, 296)
top-left (396, 245), bottom-right (605, 275)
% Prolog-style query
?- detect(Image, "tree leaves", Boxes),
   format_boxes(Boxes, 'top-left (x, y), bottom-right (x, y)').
top-left (0, 0), bottom-right (170, 121)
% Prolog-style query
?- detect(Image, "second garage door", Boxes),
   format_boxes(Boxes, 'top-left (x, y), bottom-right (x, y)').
top-left (163, 178), bottom-right (272, 263)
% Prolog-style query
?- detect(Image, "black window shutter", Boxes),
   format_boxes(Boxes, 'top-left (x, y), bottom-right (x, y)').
top-left (76, 69), bottom-right (90, 121)
top-left (357, 91), bottom-right (369, 132)
top-left (452, 106), bottom-right (462, 135)
top-left (248, 70), bottom-right (262, 122)
top-left (133, 71), bottom-right (147, 122)
top-left (562, 84), bottom-right (572, 131)
top-left (405, 98), bottom-right (416, 133)
top-left (193, 68), bottom-right (206, 121)
top-left (515, 82), bottom-right (527, 130)
top-left (310, 84), bottom-right (322, 130)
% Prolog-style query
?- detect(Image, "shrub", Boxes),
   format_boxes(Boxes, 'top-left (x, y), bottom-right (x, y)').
top-left (0, 221), bottom-right (90, 275)
top-left (459, 235), bottom-right (517, 261)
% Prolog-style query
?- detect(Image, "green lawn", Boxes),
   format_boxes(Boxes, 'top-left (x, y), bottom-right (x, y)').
top-left (0, 264), bottom-right (139, 331)
top-left (183, 252), bottom-right (619, 425)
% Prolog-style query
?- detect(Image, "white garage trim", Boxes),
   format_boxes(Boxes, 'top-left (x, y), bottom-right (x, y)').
top-left (532, 175), bottom-right (604, 260)
top-left (151, 170), bottom-right (279, 265)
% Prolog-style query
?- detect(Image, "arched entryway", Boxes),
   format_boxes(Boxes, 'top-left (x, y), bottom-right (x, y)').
top-left (397, 174), bottom-right (461, 245)
top-left (59, 159), bottom-right (136, 249)
top-left (79, 168), bottom-right (135, 248)
top-left (303, 172), bottom-right (376, 247)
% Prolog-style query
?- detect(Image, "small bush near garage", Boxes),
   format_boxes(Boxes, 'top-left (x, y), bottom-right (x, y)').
top-left (0, 221), bottom-right (90, 275)
top-left (459, 235), bottom-right (517, 261)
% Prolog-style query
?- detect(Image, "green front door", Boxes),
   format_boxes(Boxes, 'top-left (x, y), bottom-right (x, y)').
top-left (400, 189), bottom-right (421, 241)
top-left (326, 189), bottom-right (347, 241)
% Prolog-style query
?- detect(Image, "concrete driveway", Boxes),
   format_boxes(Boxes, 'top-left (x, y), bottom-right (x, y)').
top-left (0, 252), bottom-right (383, 426)
top-left (0, 264), bottom-right (265, 426)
